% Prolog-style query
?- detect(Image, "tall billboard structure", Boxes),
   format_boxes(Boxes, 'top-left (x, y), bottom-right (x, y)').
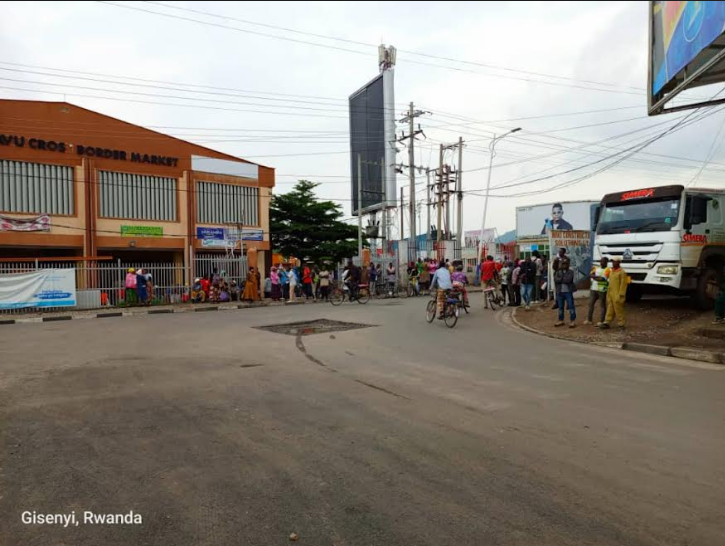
top-left (648, 1), bottom-right (725, 115)
top-left (349, 67), bottom-right (397, 214)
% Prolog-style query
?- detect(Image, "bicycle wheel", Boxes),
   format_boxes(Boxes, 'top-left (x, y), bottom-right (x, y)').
top-left (329, 288), bottom-right (344, 306)
top-left (488, 292), bottom-right (498, 311)
top-left (462, 300), bottom-right (470, 314)
top-left (356, 288), bottom-right (370, 304)
top-left (444, 303), bottom-right (458, 328)
top-left (425, 300), bottom-right (436, 323)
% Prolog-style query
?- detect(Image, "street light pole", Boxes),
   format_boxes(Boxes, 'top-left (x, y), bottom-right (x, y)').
top-left (479, 127), bottom-right (521, 258)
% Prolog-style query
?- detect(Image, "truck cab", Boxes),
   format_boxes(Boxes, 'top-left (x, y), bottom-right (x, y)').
top-left (594, 185), bottom-right (725, 308)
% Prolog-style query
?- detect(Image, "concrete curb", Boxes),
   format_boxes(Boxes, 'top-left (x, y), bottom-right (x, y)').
top-left (96, 312), bottom-right (123, 319)
top-left (42, 316), bottom-right (72, 322)
top-left (510, 308), bottom-right (724, 366)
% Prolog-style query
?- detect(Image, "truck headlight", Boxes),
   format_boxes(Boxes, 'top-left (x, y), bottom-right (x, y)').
top-left (657, 265), bottom-right (678, 275)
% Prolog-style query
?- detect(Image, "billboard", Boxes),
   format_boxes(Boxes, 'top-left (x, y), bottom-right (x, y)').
top-left (464, 228), bottom-right (496, 248)
top-left (649, 1), bottom-right (725, 115)
top-left (550, 230), bottom-right (593, 288)
top-left (516, 201), bottom-right (597, 239)
top-left (0, 269), bottom-right (77, 309)
top-left (349, 70), bottom-right (396, 214)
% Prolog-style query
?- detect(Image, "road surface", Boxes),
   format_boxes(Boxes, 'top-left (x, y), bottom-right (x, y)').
top-left (1, 296), bottom-right (723, 545)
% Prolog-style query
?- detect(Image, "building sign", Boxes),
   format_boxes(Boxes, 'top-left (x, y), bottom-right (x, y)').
top-left (0, 135), bottom-right (179, 167)
top-left (196, 227), bottom-right (225, 240)
top-left (201, 239), bottom-right (236, 248)
top-left (0, 214), bottom-right (51, 232)
top-left (121, 225), bottom-right (163, 237)
top-left (0, 269), bottom-right (77, 309)
top-left (241, 228), bottom-right (264, 241)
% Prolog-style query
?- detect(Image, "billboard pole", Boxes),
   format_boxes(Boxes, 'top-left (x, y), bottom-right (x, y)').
top-left (357, 154), bottom-right (363, 259)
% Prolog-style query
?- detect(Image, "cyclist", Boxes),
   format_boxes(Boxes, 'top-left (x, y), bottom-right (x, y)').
top-left (451, 264), bottom-right (469, 306)
top-left (430, 259), bottom-right (452, 319)
top-left (346, 260), bottom-right (361, 300)
top-left (480, 255), bottom-right (498, 309)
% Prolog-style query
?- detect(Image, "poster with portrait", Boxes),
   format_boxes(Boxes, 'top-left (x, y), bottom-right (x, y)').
top-left (516, 201), bottom-right (597, 239)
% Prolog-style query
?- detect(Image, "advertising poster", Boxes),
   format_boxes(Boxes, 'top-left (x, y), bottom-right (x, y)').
top-left (0, 269), bottom-right (77, 309)
top-left (516, 201), bottom-right (596, 239)
top-left (550, 230), bottom-right (592, 287)
top-left (0, 214), bottom-right (50, 232)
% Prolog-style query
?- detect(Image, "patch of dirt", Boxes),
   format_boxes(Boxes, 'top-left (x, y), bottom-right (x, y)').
top-left (515, 296), bottom-right (725, 350)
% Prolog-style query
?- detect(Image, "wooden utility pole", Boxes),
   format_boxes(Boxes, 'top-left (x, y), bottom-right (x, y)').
top-left (456, 136), bottom-right (463, 248)
top-left (400, 186), bottom-right (404, 240)
top-left (357, 154), bottom-right (363, 259)
top-left (437, 144), bottom-right (443, 243)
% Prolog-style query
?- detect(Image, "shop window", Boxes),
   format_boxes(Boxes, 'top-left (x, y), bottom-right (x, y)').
top-left (0, 160), bottom-right (74, 215)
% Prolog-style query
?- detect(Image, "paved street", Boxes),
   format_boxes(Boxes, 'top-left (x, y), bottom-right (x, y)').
top-left (1, 297), bottom-right (724, 546)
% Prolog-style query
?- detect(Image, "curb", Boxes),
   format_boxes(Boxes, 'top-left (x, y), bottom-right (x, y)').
top-left (509, 308), bottom-right (723, 366)
top-left (0, 297), bottom-right (332, 326)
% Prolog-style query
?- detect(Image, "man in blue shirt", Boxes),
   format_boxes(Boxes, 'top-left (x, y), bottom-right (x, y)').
top-left (430, 260), bottom-right (452, 319)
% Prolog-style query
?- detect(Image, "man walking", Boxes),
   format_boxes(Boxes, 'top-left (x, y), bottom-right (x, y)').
top-left (599, 259), bottom-right (628, 329)
top-left (520, 256), bottom-right (536, 310)
top-left (554, 258), bottom-right (577, 328)
top-left (585, 257), bottom-right (610, 326)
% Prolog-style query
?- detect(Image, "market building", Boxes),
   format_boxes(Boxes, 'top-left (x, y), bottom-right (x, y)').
top-left (0, 99), bottom-right (274, 278)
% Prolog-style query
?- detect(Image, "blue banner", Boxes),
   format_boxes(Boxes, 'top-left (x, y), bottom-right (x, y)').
top-left (196, 227), bottom-right (225, 240)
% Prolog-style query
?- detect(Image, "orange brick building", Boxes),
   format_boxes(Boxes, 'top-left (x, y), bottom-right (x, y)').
top-left (0, 99), bottom-right (274, 275)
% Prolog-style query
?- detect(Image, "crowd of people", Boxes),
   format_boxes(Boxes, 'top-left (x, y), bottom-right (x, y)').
top-left (124, 267), bottom-right (155, 306)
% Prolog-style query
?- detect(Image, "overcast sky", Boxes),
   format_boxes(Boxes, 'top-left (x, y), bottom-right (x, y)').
top-left (3, 1), bottom-right (725, 236)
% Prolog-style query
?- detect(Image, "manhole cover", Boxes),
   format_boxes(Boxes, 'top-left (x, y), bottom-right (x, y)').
top-left (255, 319), bottom-right (374, 336)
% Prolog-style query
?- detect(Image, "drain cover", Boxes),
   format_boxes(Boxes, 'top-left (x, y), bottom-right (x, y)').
top-left (255, 319), bottom-right (374, 336)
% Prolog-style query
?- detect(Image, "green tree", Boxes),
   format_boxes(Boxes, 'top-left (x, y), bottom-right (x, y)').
top-left (270, 180), bottom-right (362, 265)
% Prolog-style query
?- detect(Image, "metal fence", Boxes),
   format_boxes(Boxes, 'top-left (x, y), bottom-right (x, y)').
top-left (0, 254), bottom-right (250, 314)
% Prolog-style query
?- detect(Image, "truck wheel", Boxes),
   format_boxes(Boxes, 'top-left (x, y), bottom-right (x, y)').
top-left (625, 284), bottom-right (643, 303)
top-left (693, 266), bottom-right (718, 310)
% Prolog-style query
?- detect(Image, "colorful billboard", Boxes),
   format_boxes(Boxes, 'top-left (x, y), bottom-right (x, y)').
top-left (516, 201), bottom-right (597, 239)
top-left (651, 1), bottom-right (725, 95)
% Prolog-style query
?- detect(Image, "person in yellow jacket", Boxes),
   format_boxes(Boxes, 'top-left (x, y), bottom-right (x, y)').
top-left (599, 259), bottom-right (629, 329)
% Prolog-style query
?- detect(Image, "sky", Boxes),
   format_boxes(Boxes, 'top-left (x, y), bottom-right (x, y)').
top-left (2, 0), bottom-right (725, 237)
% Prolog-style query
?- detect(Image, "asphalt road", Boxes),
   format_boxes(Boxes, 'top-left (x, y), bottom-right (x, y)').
top-left (1, 296), bottom-right (724, 546)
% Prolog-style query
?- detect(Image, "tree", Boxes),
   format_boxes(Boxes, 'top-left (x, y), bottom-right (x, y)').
top-left (270, 180), bottom-right (362, 265)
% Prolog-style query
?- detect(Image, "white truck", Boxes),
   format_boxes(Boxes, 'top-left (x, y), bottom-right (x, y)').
top-left (593, 185), bottom-right (725, 308)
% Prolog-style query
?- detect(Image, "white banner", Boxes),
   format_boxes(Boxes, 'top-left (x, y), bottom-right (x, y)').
top-left (0, 214), bottom-right (51, 232)
top-left (0, 269), bottom-right (77, 309)
top-left (516, 201), bottom-right (596, 239)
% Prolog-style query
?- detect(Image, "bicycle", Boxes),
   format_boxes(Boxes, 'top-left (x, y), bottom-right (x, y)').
top-left (483, 286), bottom-right (505, 311)
top-left (329, 283), bottom-right (370, 306)
top-left (425, 289), bottom-right (463, 328)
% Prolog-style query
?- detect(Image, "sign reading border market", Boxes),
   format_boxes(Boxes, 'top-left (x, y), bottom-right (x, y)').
top-left (121, 225), bottom-right (164, 237)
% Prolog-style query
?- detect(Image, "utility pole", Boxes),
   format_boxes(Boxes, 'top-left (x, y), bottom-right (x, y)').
top-left (426, 169), bottom-right (432, 242)
top-left (437, 144), bottom-right (443, 244)
top-left (398, 104), bottom-right (427, 261)
top-left (456, 136), bottom-right (463, 250)
top-left (400, 186), bottom-right (404, 239)
top-left (357, 154), bottom-right (363, 259)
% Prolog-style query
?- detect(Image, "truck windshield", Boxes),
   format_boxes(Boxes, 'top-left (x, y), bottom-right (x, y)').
top-left (597, 198), bottom-right (680, 235)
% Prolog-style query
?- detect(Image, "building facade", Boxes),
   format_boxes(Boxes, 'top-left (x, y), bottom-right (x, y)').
top-left (0, 100), bottom-right (274, 277)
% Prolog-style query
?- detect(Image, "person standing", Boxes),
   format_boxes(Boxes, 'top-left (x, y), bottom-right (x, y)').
top-left (124, 268), bottom-right (137, 305)
top-left (585, 257), bottom-right (610, 326)
top-left (599, 259), bottom-right (628, 329)
top-left (135, 268), bottom-right (148, 307)
top-left (499, 261), bottom-right (510, 306)
top-left (263, 274), bottom-right (272, 299)
top-left (270, 266), bottom-right (281, 301)
top-left (430, 259), bottom-right (453, 319)
top-left (279, 265), bottom-right (289, 301)
top-left (551, 247), bottom-right (568, 309)
top-left (302, 263), bottom-right (313, 300)
top-left (532, 251), bottom-right (543, 302)
top-left (386, 262), bottom-right (396, 297)
top-left (511, 260), bottom-right (522, 307)
top-left (288, 265), bottom-right (298, 302)
top-left (318, 266), bottom-right (331, 301)
top-left (520, 256), bottom-right (536, 310)
top-left (242, 267), bottom-right (260, 302)
top-left (554, 258), bottom-right (577, 328)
